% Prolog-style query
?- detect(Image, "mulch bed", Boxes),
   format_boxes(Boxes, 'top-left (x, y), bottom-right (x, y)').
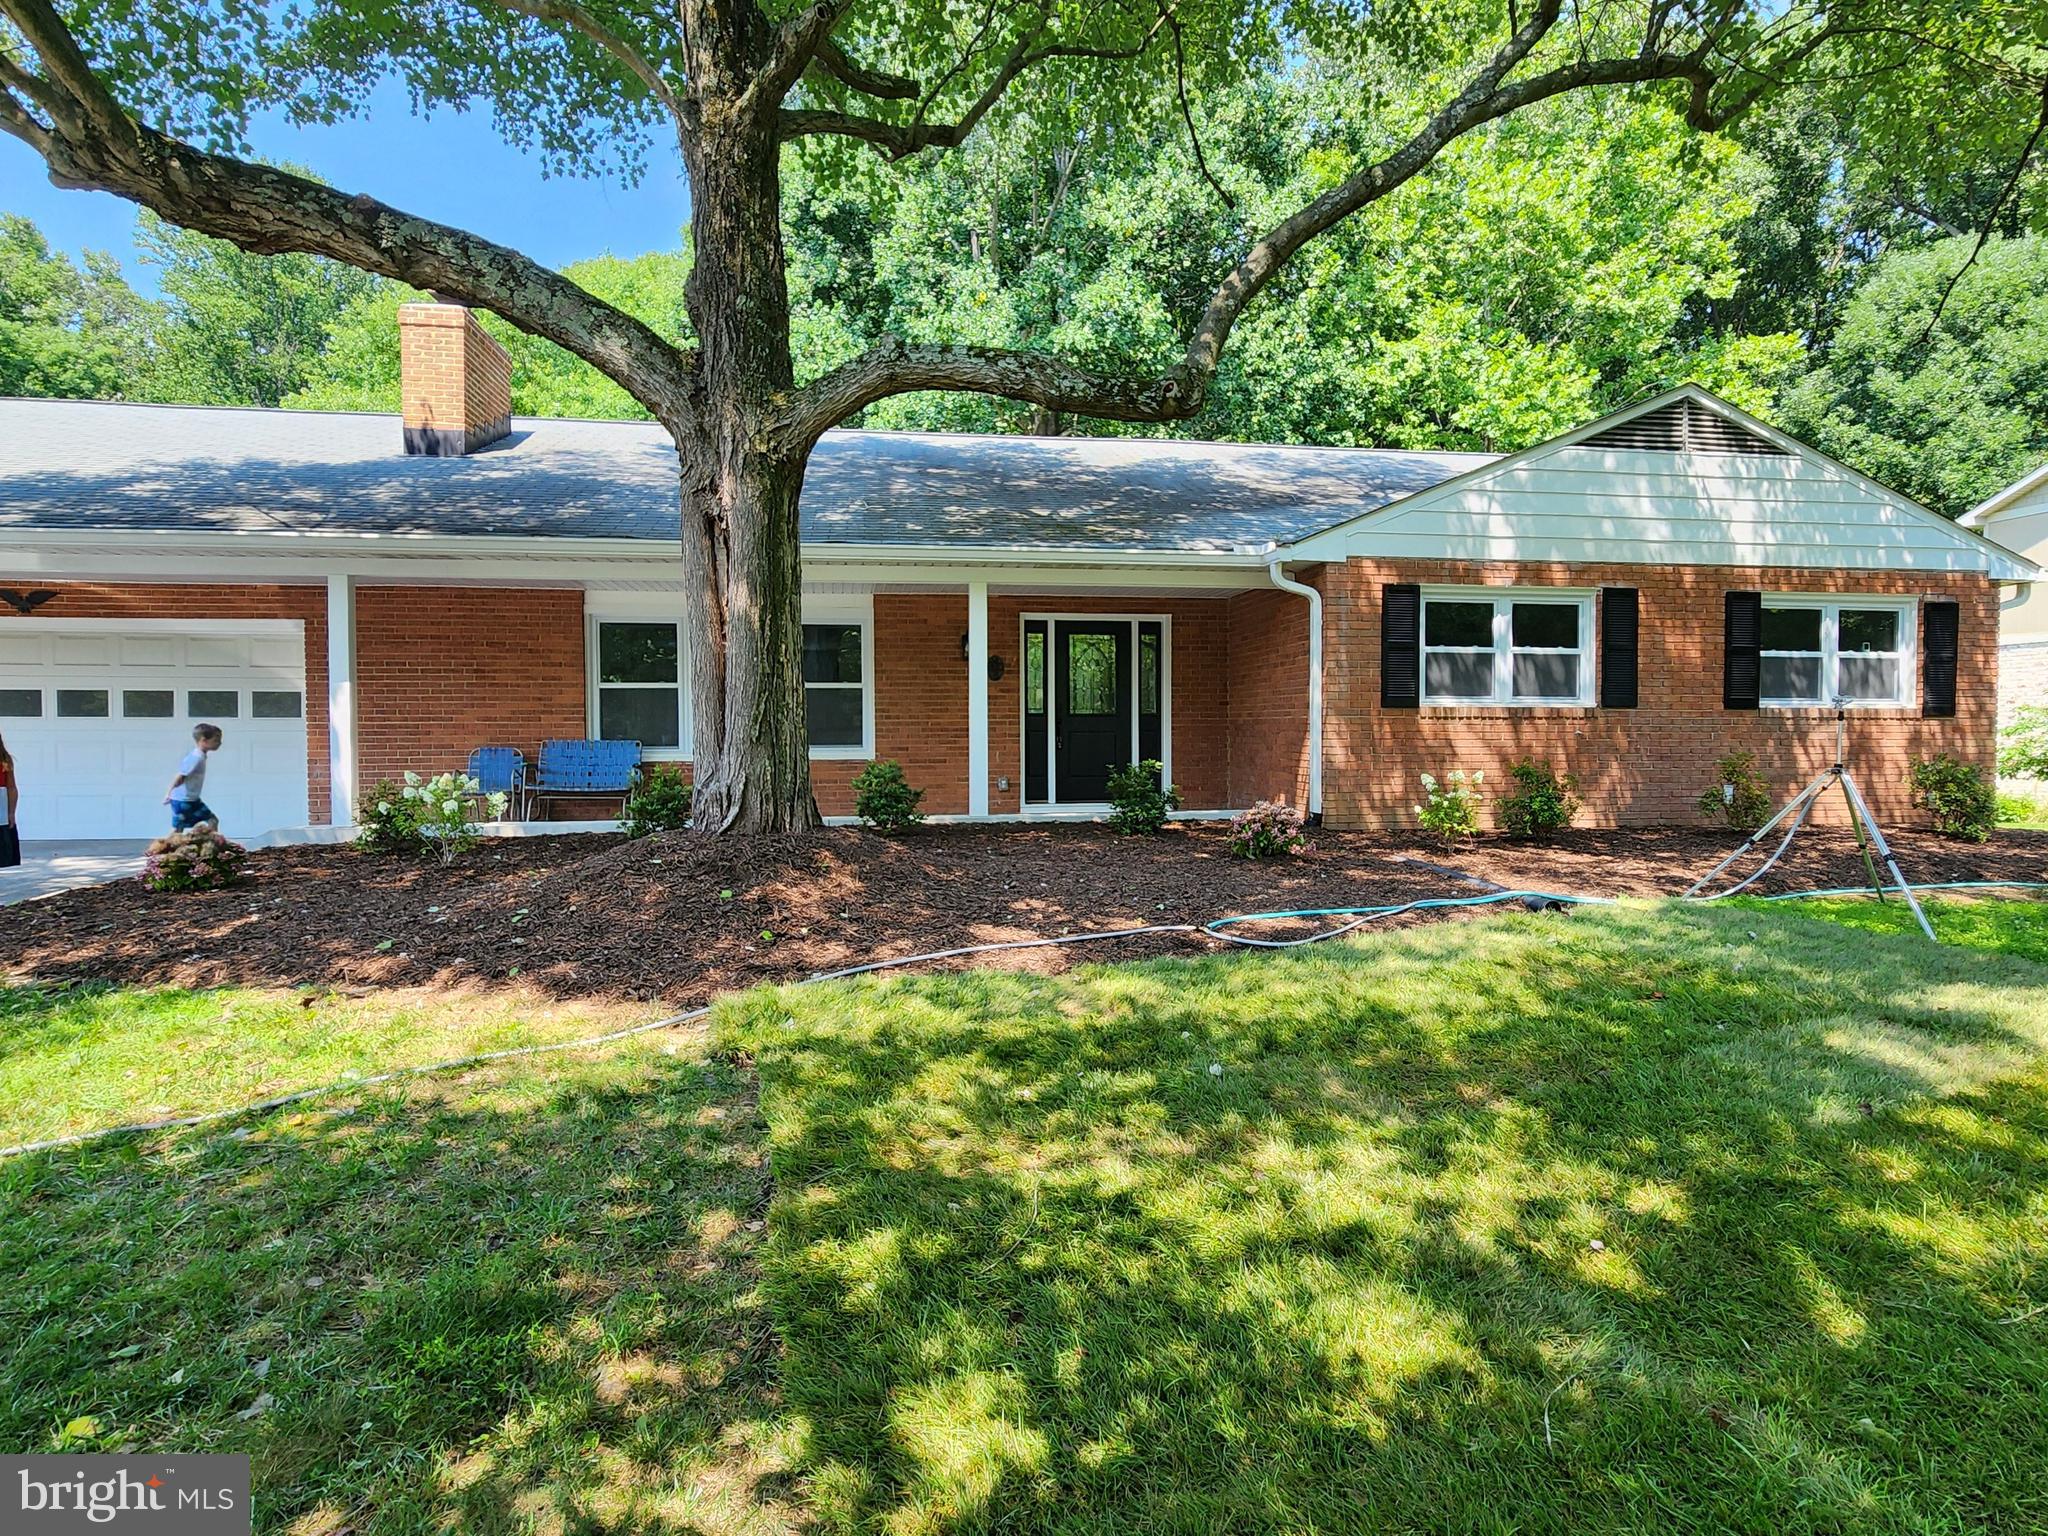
top-left (4, 823), bottom-right (2043, 1007)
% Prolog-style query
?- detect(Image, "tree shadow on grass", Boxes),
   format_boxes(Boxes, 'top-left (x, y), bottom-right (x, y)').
top-left (733, 901), bottom-right (2048, 1535)
top-left (0, 1034), bottom-right (802, 1536)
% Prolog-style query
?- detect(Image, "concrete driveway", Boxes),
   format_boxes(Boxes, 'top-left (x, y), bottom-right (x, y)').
top-left (0, 839), bottom-right (148, 905)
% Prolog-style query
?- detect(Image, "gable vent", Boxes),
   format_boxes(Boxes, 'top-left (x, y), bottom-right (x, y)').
top-left (1580, 397), bottom-right (1788, 457)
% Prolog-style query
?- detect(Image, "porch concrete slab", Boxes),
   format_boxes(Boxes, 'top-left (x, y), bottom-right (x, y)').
top-left (1, 840), bottom-right (148, 906)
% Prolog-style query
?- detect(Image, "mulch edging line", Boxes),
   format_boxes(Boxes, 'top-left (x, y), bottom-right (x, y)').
top-left (3, 822), bottom-right (2042, 1007)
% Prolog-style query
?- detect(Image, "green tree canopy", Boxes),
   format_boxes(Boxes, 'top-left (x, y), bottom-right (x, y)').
top-left (783, 70), bottom-right (1805, 450)
top-left (287, 249), bottom-right (690, 419)
top-left (0, 212), bottom-right (153, 397)
top-left (1779, 233), bottom-right (2048, 519)
top-left (136, 209), bottom-right (382, 407)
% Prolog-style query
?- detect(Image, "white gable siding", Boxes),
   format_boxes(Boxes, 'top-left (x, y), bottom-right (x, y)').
top-left (1978, 477), bottom-right (2048, 641)
top-left (1287, 442), bottom-right (2021, 574)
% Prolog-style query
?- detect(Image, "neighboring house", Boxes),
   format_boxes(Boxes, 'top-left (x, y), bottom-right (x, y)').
top-left (1959, 460), bottom-right (2048, 723)
top-left (0, 302), bottom-right (2033, 839)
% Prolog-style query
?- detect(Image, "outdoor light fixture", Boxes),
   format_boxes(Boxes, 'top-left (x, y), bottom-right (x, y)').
top-left (959, 633), bottom-right (1006, 680)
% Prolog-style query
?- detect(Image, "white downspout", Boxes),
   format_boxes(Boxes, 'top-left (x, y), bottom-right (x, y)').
top-left (1265, 558), bottom-right (1323, 822)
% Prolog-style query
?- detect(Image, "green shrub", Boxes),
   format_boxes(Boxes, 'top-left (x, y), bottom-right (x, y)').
top-left (1227, 800), bottom-right (1307, 859)
top-left (621, 765), bottom-right (694, 837)
top-left (1907, 754), bottom-right (1996, 842)
top-left (143, 824), bottom-right (248, 892)
top-left (852, 759), bottom-right (926, 831)
top-left (356, 778), bottom-right (428, 856)
top-left (1106, 760), bottom-right (1180, 835)
top-left (1498, 759), bottom-right (1579, 838)
top-left (1697, 750), bottom-right (1774, 832)
top-left (1413, 770), bottom-right (1481, 851)
top-left (1999, 705), bottom-right (2048, 779)
top-left (1996, 790), bottom-right (2045, 828)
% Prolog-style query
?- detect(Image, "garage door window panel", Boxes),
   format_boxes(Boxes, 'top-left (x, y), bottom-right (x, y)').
top-left (57, 689), bottom-right (109, 718)
top-left (0, 689), bottom-right (40, 716)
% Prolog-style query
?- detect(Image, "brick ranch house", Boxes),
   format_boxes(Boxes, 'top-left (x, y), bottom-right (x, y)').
top-left (0, 302), bottom-right (2034, 840)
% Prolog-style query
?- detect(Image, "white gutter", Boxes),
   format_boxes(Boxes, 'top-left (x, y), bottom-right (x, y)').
top-left (1265, 557), bottom-right (1323, 821)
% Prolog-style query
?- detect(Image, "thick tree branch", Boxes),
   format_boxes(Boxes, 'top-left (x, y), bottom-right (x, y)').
top-left (774, 0), bottom-right (1720, 447)
top-left (2, 0), bottom-right (699, 424)
top-left (749, 0), bottom-right (858, 119)
top-left (810, 35), bottom-right (919, 100)
top-left (778, 6), bottom-right (1171, 155)
top-left (466, 0), bottom-right (686, 127)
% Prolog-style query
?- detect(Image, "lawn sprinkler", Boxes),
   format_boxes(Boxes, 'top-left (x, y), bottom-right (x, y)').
top-left (1683, 696), bottom-right (1937, 941)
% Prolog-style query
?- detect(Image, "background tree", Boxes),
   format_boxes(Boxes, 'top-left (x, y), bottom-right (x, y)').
top-left (288, 249), bottom-right (691, 418)
top-left (1779, 233), bottom-right (2048, 518)
top-left (135, 207), bottom-right (381, 406)
top-left (0, 210), bottom-right (153, 396)
top-left (2, 0), bottom-right (2043, 831)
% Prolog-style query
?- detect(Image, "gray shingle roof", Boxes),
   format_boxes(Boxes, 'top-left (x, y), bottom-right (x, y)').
top-left (0, 397), bottom-right (1490, 554)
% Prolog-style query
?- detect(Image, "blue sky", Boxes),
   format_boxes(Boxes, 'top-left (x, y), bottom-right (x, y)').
top-left (2, 79), bottom-right (690, 293)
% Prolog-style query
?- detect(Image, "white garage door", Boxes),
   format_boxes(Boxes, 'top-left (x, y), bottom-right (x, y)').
top-left (0, 621), bottom-right (311, 840)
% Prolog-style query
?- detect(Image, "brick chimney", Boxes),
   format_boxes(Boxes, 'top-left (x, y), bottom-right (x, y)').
top-left (398, 300), bottom-right (512, 456)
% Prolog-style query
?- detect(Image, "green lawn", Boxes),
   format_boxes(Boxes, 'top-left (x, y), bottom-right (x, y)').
top-left (0, 1027), bottom-right (798, 1535)
top-left (0, 982), bottom-right (652, 1146)
top-left (729, 899), bottom-right (2048, 1535)
top-left (4, 899), bottom-right (2047, 1534)
top-left (1737, 890), bottom-right (2048, 964)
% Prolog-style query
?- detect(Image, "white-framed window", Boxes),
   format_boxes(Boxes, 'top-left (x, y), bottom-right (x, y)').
top-left (587, 600), bottom-right (874, 759)
top-left (801, 619), bottom-right (870, 755)
top-left (1760, 598), bottom-right (1914, 707)
top-left (1421, 589), bottom-right (1594, 706)
top-left (593, 619), bottom-right (686, 753)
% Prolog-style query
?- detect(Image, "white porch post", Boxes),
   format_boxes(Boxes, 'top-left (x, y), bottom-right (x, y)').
top-left (326, 574), bottom-right (357, 826)
top-left (967, 578), bottom-right (990, 817)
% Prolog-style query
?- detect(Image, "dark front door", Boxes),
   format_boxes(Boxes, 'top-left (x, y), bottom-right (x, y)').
top-left (1054, 621), bottom-right (1132, 802)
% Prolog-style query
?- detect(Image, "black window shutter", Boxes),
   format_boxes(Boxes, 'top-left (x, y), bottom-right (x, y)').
top-left (1724, 591), bottom-right (1762, 710)
top-left (1600, 587), bottom-right (1639, 708)
top-left (1382, 583), bottom-right (1422, 709)
top-left (1922, 600), bottom-right (1959, 719)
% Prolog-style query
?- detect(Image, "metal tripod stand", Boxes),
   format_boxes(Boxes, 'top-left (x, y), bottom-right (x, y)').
top-left (1683, 698), bottom-right (1937, 941)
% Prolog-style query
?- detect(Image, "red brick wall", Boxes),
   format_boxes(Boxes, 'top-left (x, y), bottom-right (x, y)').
top-left (1321, 558), bottom-right (1999, 829)
top-left (353, 586), bottom-right (586, 790)
top-left (0, 580), bottom-right (331, 822)
top-left (1227, 584), bottom-right (1313, 807)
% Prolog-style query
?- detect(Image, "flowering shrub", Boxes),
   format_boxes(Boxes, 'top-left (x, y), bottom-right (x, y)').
top-left (143, 823), bottom-right (248, 893)
top-left (1414, 770), bottom-right (1482, 850)
top-left (402, 770), bottom-right (506, 865)
top-left (1228, 800), bottom-right (1307, 859)
top-left (355, 779), bottom-right (428, 856)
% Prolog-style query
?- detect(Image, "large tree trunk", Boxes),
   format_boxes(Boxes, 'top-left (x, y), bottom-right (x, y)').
top-left (678, 103), bottom-right (822, 833)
